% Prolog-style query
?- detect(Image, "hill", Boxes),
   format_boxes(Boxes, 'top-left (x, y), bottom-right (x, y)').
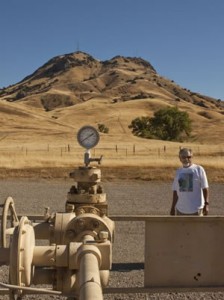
top-left (0, 51), bottom-right (224, 147)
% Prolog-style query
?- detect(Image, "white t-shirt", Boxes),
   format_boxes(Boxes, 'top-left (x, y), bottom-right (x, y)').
top-left (172, 164), bottom-right (209, 214)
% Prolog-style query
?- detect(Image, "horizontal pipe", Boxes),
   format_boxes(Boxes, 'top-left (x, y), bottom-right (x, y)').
top-left (5, 227), bottom-right (14, 235)
top-left (33, 246), bottom-right (57, 266)
top-left (19, 214), bottom-right (224, 222)
top-left (0, 282), bottom-right (61, 295)
top-left (33, 245), bottom-right (70, 268)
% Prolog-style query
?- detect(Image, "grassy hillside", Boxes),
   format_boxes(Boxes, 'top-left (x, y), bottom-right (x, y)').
top-left (0, 52), bottom-right (223, 181)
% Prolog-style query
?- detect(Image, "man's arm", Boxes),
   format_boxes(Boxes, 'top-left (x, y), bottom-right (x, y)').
top-left (203, 188), bottom-right (209, 215)
top-left (170, 190), bottom-right (178, 215)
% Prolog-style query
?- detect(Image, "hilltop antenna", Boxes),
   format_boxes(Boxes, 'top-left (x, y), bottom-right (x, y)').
top-left (76, 41), bottom-right (80, 52)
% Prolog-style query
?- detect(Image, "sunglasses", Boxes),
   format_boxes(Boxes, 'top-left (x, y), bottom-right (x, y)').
top-left (181, 156), bottom-right (192, 159)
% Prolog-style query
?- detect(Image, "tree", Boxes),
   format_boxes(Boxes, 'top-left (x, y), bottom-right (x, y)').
top-left (129, 107), bottom-right (192, 141)
top-left (128, 116), bottom-right (152, 138)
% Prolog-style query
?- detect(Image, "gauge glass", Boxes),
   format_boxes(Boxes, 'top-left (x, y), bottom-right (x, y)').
top-left (77, 126), bottom-right (100, 149)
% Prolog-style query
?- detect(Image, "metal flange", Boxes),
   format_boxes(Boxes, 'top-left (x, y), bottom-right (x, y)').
top-left (64, 213), bottom-right (114, 243)
top-left (9, 216), bottom-right (35, 293)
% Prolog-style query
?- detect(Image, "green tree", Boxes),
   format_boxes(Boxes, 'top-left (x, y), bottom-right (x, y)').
top-left (129, 107), bottom-right (192, 141)
top-left (128, 116), bottom-right (152, 138)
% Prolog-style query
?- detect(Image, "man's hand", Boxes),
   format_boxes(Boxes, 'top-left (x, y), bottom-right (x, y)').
top-left (203, 203), bottom-right (209, 215)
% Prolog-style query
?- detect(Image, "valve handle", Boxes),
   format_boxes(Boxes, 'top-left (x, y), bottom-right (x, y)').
top-left (1, 197), bottom-right (19, 248)
top-left (84, 150), bottom-right (103, 166)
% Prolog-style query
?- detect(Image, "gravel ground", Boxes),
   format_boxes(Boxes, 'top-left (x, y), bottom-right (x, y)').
top-left (0, 178), bottom-right (224, 299)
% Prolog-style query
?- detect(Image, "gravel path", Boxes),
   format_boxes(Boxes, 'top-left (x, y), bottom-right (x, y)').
top-left (0, 178), bottom-right (224, 299)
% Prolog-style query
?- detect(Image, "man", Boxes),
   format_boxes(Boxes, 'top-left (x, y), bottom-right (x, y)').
top-left (170, 148), bottom-right (209, 216)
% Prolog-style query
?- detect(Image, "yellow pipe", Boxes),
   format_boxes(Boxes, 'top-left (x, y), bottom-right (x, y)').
top-left (79, 252), bottom-right (103, 300)
top-left (77, 238), bottom-right (103, 300)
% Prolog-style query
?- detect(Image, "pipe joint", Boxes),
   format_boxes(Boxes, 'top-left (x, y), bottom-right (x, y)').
top-left (76, 244), bottom-right (102, 267)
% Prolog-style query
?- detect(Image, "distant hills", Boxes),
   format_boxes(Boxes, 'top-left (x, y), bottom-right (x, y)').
top-left (0, 51), bottom-right (224, 145)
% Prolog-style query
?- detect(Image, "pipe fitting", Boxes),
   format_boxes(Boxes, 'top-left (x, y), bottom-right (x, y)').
top-left (76, 243), bottom-right (102, 268)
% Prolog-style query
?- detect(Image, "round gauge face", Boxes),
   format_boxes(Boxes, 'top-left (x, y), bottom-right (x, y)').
top-left (77, 126), bottom-right (100, 149)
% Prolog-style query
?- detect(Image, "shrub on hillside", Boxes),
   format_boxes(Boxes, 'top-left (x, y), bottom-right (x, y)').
top-left (98, 123), bottom-right (109, 134)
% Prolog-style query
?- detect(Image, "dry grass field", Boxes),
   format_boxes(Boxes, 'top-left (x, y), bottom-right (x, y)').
top-left (0, 97), bottom-right (223, 182)
top-left (0, 52), bottom-right (224, 182)
top-left (0, 131), bottom-right (223, 182)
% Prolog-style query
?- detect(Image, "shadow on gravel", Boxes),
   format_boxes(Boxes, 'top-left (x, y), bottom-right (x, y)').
top-left (112, 262), bottom-right (144, 271)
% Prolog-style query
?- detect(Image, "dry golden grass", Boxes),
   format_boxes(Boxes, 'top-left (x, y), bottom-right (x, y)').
top-left (0, 96), bottom-right (223, 183)
top-left (0, 52), bottom-right (224, 182)
top-left (0, 139), bottom-right (223, 182)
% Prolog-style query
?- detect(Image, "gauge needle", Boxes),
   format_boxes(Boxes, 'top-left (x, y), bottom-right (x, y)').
top-left (80, 133), bottom-right (94, 143)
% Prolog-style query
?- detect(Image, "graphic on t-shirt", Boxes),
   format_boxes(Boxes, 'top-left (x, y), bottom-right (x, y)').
top-left (178, 173), bottom-right (193, 192)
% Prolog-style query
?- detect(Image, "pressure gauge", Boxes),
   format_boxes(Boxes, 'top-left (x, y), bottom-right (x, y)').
top-left (77, 126), bottom-right (100, 149)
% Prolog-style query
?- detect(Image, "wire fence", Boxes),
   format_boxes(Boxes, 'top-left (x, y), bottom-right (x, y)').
top-left (0, 144), bottom-right (223, 159)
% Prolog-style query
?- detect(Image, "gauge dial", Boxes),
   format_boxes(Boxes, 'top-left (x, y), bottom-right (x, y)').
top-left (77, 126), bottom-right (100, 149)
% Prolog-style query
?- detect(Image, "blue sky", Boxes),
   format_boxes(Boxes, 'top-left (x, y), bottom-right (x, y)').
top-left (0, 0), bottom-right (224, 99)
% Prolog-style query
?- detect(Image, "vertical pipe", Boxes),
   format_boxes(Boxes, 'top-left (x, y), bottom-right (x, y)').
top-left (79, 251), bottom-right (103, 300)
